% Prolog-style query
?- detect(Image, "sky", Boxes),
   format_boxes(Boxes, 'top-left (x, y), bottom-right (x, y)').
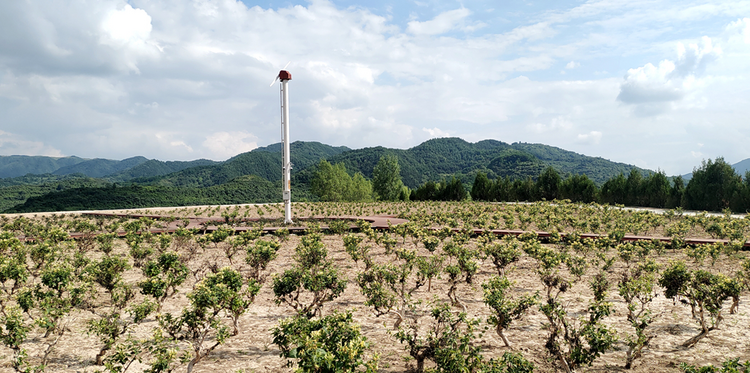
top-left (0, 0), bottom-right (749, 175)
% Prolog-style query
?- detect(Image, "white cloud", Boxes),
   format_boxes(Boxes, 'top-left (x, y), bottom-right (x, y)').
top-left (0, 0), bottom-right (749, 175)
top-left (728, 18), bottom-right (750, 43)
top-left (527, 116), bottom-right (573, 134)
top-left (617, 36), bottom-right (721, 115)
top-left (202, 131), bottom-right (259, 160)
top-left (576, 131), bottom-right (602, 145)
top-left (406, 8), bottom-right (473, 35)
top-left (423, 127), bottom-right (450, 138)
top-left (0, 130), bottom-right (64, 157)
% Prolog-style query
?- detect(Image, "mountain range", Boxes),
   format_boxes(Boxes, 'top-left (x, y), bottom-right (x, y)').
top-left (0, 137), bottom-right (696, 212)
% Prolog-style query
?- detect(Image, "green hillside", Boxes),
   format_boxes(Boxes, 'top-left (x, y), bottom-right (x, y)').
top-left (0, 138), bottom-right (651, 212)
top-left (142, 141), bottom-right (351, 187)
top-left (252, 141), bottom-right (350, 164)
top-left (53, 156), bottom-right (149, 178)
top-left (0, 155), bottom-right (86, 178)
top-left (511, 143), bottom-right (643, 182)
top-left (294, 138), bottom-right (646, 188)
top-left (6, 175), bottom-right (282, 213)
top-left (106, 159), bottom-right (219, 182)
top-left (0, 176), bottom-right (109, 211)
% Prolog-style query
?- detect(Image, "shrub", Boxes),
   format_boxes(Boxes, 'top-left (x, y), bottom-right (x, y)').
top-left (273, 233), bottom-right (346, 317)
top-left (272, 310), bottom-right (378, 373)
top-left (160, 267), bottom-right (260, 372)
top-left (482, 275), bottom-right (538, 347)
top-left (659, 262), bottom-right (736, 347)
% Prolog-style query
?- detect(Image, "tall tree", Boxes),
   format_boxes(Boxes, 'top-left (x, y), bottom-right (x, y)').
top-left (372, 154), bottom-right (404, 201)
top-left (560, 174), bottom-right (598, 203)
top-left (625, 169), bottom-right (644, 206)
top-left (667, 175), bottom-right (685, 209)
top-left (471, 171), bottom-right (492, 201)
top-left (537, 166), bottom-right (561, 201)
top-left (684, 158), bottom-right (742, 211)
top-left (642, 171), bottom-right (670, 208)
top-left (600, 173), bottom-right (627, 205)
top-left (310, 160), bottom-right (372, 202)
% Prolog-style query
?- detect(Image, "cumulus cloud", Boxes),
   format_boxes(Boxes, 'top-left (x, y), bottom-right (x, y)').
top-left (423, 127), bottom-right (450, 138)
top-left (0, 0), bottom-right (749, 175)
top-left (617, 36), bottom-right (721, 115)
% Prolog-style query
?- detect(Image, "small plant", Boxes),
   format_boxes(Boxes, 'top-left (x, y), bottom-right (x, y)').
top-left (484, 238), bottom-right (522, 277)
top-left (482, 275), bottom-right (538, 347)
top-left (356, 248), bottom-right (424, 328)
top-left (394, 302), bottom-right (485, 373)
top-left (274, 227), bottom-right (290, 242)
top-left (481, 352), bottom-right (535, 373)
top-left (659, 262), bottom-right (736, 347)
top-left (273, 233), bottom-right (346, 317)
top-left (422, 235), bottom-right (440, 253)
top-left (138, 251), bottom-right (190, 311)
top-left (245, 239), bottom-right (280, 282)
top-left (160, 267), bottom-right (260, 372)
top-left (532, 240), bottom-right (616, 373)
top-left (327, 219), bottom-right (351, 235)
top-left (343, 233), bottom-right (370, 268)
top-left (679, 358), bottom-right (750, 373)
top-left (618, 259), bottom-right (660, 369)
top-left (272, 310), bottom-right (379, 373)
top-left (442, 236), bottom-right (479, 310)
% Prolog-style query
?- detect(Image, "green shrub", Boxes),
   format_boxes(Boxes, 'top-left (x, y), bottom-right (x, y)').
top-left (272, 310), bottom-right (378, 373)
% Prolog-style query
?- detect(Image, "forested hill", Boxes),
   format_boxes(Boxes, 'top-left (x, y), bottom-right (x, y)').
top-left (0, 138), bottom-right (649, 212)
top-left (293, 138), bottom-right (647, 188)
top-left (252, 141), bottom-right (350, 159)
top-left (0, 155), bottom-right (87, 178)
top-left (106, 159), bottom-right (219, 182)
top-left (53, 156), bottom-right (149, 178)
top-left (138, 141), bottom-right (352, 187)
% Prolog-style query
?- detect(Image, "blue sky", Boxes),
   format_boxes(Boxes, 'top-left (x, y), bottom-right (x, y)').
top-left (1, 0), bottom-right (749, 175)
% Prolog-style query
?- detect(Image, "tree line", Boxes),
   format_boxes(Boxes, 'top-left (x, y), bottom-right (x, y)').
top-left (313, 155), bottom-right (750, 213)
top-left (469, 157), bottom-right (750, 213)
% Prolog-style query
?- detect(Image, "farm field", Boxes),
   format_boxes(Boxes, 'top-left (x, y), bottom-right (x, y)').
top-left (1, 201), bottom-right (749, 373)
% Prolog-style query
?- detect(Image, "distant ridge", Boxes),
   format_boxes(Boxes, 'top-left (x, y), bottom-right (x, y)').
top-left (0, 155), bottom-right (86, 178)
top-left (53, 156), bottom-right (149, 178)
top-left (0, 138), bottom-right (651, 212)
top-left (293, 138), bottom-right (648, 188)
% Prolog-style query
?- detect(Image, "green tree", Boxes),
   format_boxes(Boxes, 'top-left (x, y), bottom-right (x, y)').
top-left (537, 166), bottom-right (561, 201)
top-left (439, 176), bottom-right (468, 201)
top-left (372, 154), bottom-right (404, 201)
top-left (684, 158), bottom-right (742, 212)
top-left (642, 171), bottom-right (669, 208)
top-left (560, 174), bottom-right (598, 203)
top-left (471, 171), bottom-right (493, 201)
top-left (625, 169), bottom-right (644, 206)
top-left (310, 160), bottom-right (372, 202)
top-left (600, 173), bottom-right (627, 205)
top-left (667, 176), bottom-right (685, 208)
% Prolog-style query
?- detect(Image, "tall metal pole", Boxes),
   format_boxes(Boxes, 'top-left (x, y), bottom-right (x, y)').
top-left (280, 73), bottom-right (293, 224)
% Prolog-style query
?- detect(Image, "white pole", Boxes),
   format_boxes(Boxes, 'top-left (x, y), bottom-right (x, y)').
top-left (281, 76), bottom-right (293, 224)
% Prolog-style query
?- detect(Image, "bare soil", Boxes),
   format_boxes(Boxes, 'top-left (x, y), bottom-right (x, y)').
top-left (1, 203), bottom-right (749, 373)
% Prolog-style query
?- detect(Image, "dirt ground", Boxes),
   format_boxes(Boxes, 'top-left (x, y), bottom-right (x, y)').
top-left (1, 204), bottom-right (749, 373)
